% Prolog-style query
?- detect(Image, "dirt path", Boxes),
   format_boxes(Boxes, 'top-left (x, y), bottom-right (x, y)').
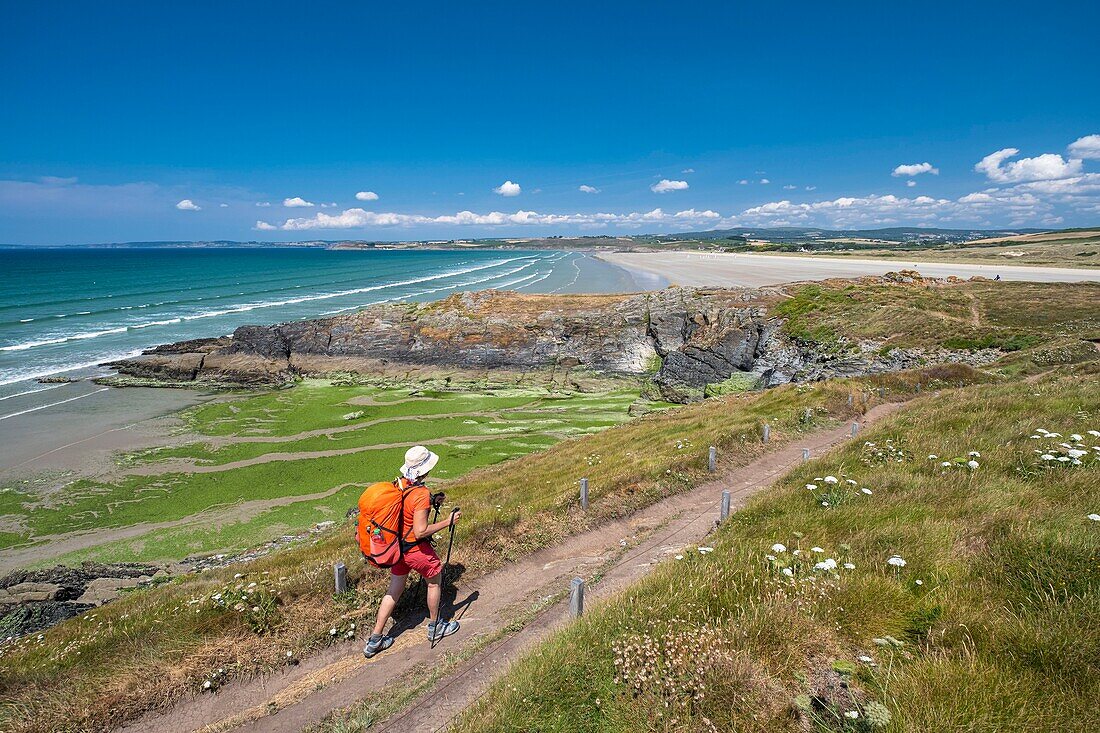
top-left (117, 403), bottom-right (902, 733)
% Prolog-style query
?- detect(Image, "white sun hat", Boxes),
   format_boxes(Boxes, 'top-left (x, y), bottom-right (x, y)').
top-left (401, 445), bottom-right (439, 480)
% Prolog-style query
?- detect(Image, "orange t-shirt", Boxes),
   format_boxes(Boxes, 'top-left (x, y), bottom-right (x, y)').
top-left (399, 479), bottom-right (431, 544)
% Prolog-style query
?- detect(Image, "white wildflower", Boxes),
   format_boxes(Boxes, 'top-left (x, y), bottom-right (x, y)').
top-left (941, 461), bottom-right (951, 467)
top-left (824, 475), bottom-right (839, 484)
top-left (843, 562), bottom-right (856, 570)
top-left (782, 567), bottom-right (794, 577)
top-left (928, 454), bottom-right (938, 460)
top-left (915, 579), bottom-right (923, 585)
top-left (967, 460), bottom-right (979, 469)
top-left (861, 488), bottom-right (873, 495)
top-left (1070, 434), bottom-right (1083, 442)
top-left (805, 483), bottom-right (818, 491)
top-left (1041, 454), bottom-right (1055, 460)
top-left (1088, 514), bottom-right (1100, 521)
top-left (969, 451), bottom-right (981, 457)
top-left (858, 655), bottom-right (873, 663)
top-left (675, 554), bottom-right (684, 560)
top-left (846, 479), bottom-right (857, 485)
top-left (811, 546), bottom-right (825, 553)
top-left (845, 710), bottom-right (859, 719)
top-left (771, 543), bottom-right (787, 553)
top-left (1087, 430), bottom-right (1100, 438)
top-left (887, 555), bottom-right (907, 567)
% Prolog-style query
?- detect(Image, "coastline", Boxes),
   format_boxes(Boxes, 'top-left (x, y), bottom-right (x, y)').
top-left (598, 250), bottom-right (1100, 287)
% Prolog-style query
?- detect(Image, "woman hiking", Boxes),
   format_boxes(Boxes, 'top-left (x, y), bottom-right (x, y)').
top-left (362, 445), bottom-right (461, 658)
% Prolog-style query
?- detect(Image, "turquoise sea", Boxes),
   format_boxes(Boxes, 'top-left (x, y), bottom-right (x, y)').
top-left (0, 247), bottom-right (644, 407)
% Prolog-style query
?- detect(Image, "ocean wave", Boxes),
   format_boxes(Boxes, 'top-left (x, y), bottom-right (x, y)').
top-left (0, 256), bottom-right (535, 355)
top-left (0, 383), bottom-right (67, 402)
top-left (0, 349), bottom-right (145, 387)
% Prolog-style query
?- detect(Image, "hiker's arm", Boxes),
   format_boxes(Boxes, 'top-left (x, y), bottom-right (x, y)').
top-left (412, 507), bottom-right (461, 540)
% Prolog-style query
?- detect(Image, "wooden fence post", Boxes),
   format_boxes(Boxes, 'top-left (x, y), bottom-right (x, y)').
top-left (708, 445), bottom-right (717, 472)
top-left (762, 424), bottom-right (771, 443)
top-left (580, 478), bottom-right (589, 510)
top-left (851, 421), bottom-right (859, 437)
top-left (570, 577), bottom-right (585, 618)
top-left (802, 448), bottom-right (810, 462)
top-left (720, 490), bottom-right (731, 522)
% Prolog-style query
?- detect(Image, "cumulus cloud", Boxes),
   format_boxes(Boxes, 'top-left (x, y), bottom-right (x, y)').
top-left (175, 199), bottom-right (201, 211)
top-left (738, 179), bottom-right (749, 185)
top-left (283, 196), bottom-right (315, 208)
top-left (805, 185), bottom-right (816, 191)
top-left (256, 201), bottom-right (271, 207)
top-left (906, 180), bottom-right (917, 187)
top-left (1068, 134), bottom-right (1100, 160)
top-left (892, 162), bottom-right (939, 177)
top-left (254, 220), bottom-right (278, 230)
top-left (783, 185), bottom-right (797, 190)
top-left (681, 168), bottom-right (695, 174)
top-left (578, 185), bottom-right (600, 194)
top-left (320, 202), bottom-right (339, 208)
top-left (274, 206), bottom-right (724, 231)
top-left (975, 148), bottom-right (1083, 183)
top-left (219, 203), bottom-right (229, 207)
top-left (651, 179), bottom-right (689, 193)
top-left (355, 190), bottom-right (379, 201)
top-left (493, 180), bottom-right (521, 196)
top-left (760, 178), bottom-right (770, 184)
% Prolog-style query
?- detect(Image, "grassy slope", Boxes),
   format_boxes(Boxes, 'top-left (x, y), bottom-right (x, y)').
top-left (457, 367), bottom-right (1100, 733)
top-left (0, 368), bottom-right (958, 733)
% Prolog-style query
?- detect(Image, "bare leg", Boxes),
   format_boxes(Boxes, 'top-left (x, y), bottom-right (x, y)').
top-left (372, 573), bottom-right (408, 636)
top-left (426, 573), bottom-right (442, 624)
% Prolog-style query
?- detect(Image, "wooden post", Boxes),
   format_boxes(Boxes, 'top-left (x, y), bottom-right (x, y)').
top-left (720, 490), bottom-right (731, 522)
top-left (334, 562), bottom-right (347, 594)
top-left (847, 394), bottom-right (854, 406)
top-left (570, 577), bottom-right (585, 618)
top-left (708, 445), bottom-right (717, 472)
top-left (762, 424), bottom-right (771, 443)
top-left (802, 448), bottom-right (810, 462)
top-left (851, 421), bottom-right (859, 437)
top-left (579, 478), bottom-right (589, 510)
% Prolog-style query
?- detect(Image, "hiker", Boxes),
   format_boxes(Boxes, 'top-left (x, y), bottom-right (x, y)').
top-left (359, 445), bottom-right (461, 658)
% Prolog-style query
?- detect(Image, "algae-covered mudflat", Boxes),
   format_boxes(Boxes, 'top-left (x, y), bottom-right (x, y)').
top-left (0, 380), bottom-right (643, 569)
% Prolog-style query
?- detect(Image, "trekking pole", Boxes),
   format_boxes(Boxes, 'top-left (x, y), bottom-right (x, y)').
top-left (431, 507), bottom-right (460, 650)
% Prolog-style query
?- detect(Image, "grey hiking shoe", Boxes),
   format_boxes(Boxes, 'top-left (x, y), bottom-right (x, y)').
top-left (363, 633), bottom-right (394, 658)
top-left (426, 619), bottom-right (459, 642)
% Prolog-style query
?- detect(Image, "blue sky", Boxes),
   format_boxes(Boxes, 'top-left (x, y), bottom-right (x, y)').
top-left (2, 1), bottom-right (1098, 244)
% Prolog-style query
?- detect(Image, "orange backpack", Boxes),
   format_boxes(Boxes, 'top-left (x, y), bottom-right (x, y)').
top-left (356, 479), bottom-right (417, 568)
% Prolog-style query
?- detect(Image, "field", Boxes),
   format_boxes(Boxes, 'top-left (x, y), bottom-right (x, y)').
top-left (0, 380), bottom-right (643, 567)
top-left (0, 367), bottom-right (951, 733)
top-left (458, 367), bottom-right (1100, 732)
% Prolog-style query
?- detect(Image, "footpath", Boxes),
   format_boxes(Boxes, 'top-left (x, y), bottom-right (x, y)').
top-left (119, 402), bottom-right (902, 733)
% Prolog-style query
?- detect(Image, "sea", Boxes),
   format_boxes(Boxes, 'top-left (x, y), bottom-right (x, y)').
top-left (0, 246), bottom-right (650, 415)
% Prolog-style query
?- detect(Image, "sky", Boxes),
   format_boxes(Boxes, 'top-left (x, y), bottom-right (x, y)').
top-left (2, 1), bottom-right (1098, 244)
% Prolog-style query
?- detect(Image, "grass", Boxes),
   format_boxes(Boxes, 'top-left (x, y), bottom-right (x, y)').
top-left (0, 367), bottom-right (968, 733)
top-left (773, 280), bottom-right (1100, 353)
top-left (455, 365), bottom-right (1100, 732)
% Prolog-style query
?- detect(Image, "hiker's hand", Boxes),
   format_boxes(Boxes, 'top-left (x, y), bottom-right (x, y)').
top-left (449, 510), bottom-right (461, 526)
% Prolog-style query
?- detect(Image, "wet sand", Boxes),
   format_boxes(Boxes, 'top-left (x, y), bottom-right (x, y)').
top-left (0, 382), bottom-right (212, 481)
top-left (599, 251), bottom-right (1100, 288)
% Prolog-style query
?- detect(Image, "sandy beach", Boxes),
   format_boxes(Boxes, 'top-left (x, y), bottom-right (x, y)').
top-left (599, 251), bottom-right (1100, 288)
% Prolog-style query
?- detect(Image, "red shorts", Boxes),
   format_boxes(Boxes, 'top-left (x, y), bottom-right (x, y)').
top-left (390, 542), bottom-right (443, 579)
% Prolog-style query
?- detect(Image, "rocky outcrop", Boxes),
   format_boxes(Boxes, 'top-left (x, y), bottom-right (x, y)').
top-left (0, 562), bottom-right (160, 639)
top-left (106, 284), bottom-right (1005, 402)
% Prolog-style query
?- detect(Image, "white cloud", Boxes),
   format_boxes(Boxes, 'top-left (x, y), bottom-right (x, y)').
top-left (805, 185), bottom-right (816, 191)
top-left (738, 179), bottom-right (749, 185)
top-left (256, 201), bottom-right (271, 207)
top-left (975, 148), bottom-right (1082, 183)
top-left (219, 203), bottom-right (229, 208)
top-left (493, 180), bottom-right (521, 196)
top-left (39, 175), bottom-right (79, 185)
top-left (255, 220), bottom-right (278, 231)
top-left (320, 202), bottom-right (339, 208)
top-left (760, 178), bottom-right (770, 184)
top-left (283, 196), bottom-right (315, 208)
top-left (681, 168), bottom-right (695, 174)
top-left (782, 185), bottom-right (797, 190)
top-left (906, 180), bottom-right (917, 187)
top-left (1068, 134), bottom-right (1100, 160)
top-left (176, 199), bottom-right (201, 211)
top-left (355, 191), bottom-right (379, 201)
top-left (892, 162), bottom-right (939, 177)
top-left (578, 185), bottom-right (600, 194)
top-left (275, 206), bottom-right (727, 231)
top-left (651, 179), bottom-right (689, 193)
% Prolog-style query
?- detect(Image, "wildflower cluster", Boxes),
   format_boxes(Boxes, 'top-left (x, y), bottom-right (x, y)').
top-left (611, 619), bottom-right (733, 722)
top-left (585, 452), bottom-right (602, 467)
top-left (931, 449), bottom-right (981, 471)
top-left (860, 439), bottom-right (908, 466)
top-left (201, 666), bottom-right (230, 693)
top-left (805, 474), bottom-right (875, 508)
top-left (763, 538), bottom-right (855, 613)
top-left (673, 439), bottom-right (693, 451)
top-left (208, 574), bottom-right (281, 635)
top-left (328, 619), bottom-right (358, 642)
top-left (1029, 427), bottom-right (1099, 468)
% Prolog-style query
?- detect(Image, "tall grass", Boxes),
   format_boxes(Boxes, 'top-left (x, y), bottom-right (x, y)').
top-left (458, 366), bottom-right (1100, 732)
top-left (0, 368), bottom-right (971, 733)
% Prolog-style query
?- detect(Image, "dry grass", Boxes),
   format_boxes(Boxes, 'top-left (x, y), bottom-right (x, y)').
top-left (456, 365), bottom-right (1100, 732)
top-left (0, 367), bottom-right (979, 733)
